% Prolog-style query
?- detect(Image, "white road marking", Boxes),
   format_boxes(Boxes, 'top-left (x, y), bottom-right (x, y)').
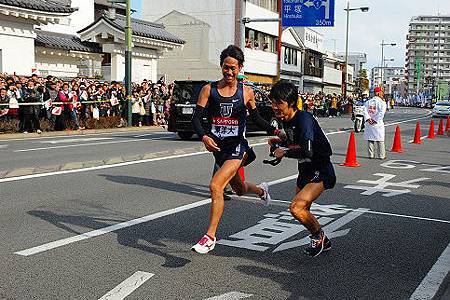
top-left (98, 271), bottom-right (154, 300)
top-left (344, 173), bottom-right (429, 197)
top-left (0, 129), bottom-right (170, 142)
top-left (205, 292), bottom-right (253, 300)
top-left (408, 135), bottom-right (429, 143)
top-left (409, 242), bottom-right (450, 300)
top-left (0, 145), bottom-right (7, 149)
top-left (240, 196), bottom-right (450, 224)
top-left (384, 111), bottom-right (432, 126)
top-left (134, 133), bottom-right (158, 138)
top-left (13, 175), bottom-right (296, 256)
top-left (42, 137), bottom-right (114, 144)
top-left (15, 139), bottom-right (155, 152)
top-left (1, 144), bottom-right (268, 184)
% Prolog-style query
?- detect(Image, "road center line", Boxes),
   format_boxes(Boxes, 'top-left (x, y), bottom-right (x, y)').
top-left (409, 242), bottom-right (450, 300)
top-left (98, 271), bottom-right (154, 300)
top-left (14, 175), bottom-right (296, 256)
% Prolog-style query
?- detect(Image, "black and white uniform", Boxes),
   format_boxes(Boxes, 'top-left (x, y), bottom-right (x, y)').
top-left (207, 82), bottom-right (250, 166)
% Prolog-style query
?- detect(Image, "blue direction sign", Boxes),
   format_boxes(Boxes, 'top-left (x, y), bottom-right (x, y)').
top-left (282, 0), bottom-right (335, 27)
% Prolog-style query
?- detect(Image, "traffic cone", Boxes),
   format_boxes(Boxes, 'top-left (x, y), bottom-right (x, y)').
top-left (428, 119), bottom-right (436, 139)
top-left (445, 116), bottom-right (450, 132)
top-left (412, 122), bottom-right (422, 144)
top-left (437, 119), bottom-right (445, 135)
top-left (340, 132), bottom-right (360, 167)
top-left (391, 125), bottom-right (403, 152)
top-left (238, 167), bottom-right (245, 182)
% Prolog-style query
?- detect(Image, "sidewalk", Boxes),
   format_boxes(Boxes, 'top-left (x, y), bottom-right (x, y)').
top-left (0, 125), bottom-right (165, 141)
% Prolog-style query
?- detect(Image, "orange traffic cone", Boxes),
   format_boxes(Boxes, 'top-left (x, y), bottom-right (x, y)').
top-left (437, 118), bottom-right (445, 135)
top-left (340, 132), bottom-right (360, 167)
top-left (446, 116), bottom-right (450, 132)
top-left (238, 167), bottom-right (245, 182)
top-left (412, 122), bottom-right (422, 144)
top-left (428, 119), bottom-right (435, 139)
top-left (391, 125), bottom-right (403, 152)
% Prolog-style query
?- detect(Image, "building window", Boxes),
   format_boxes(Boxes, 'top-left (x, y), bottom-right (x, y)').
top-left (304, 51), bottom-right (323, 77)
top-left (284, 47), bottom-right (297, 66)
top-left (247, 0), bottom-right (278, 13)
top-left (245, 28), bottom-right (276, 53)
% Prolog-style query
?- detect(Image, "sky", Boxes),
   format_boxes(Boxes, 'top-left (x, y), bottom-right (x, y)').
top-left (131, 0), bottom-right (450, 72)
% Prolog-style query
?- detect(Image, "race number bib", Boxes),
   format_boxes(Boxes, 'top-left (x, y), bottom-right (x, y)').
top-left (211, 117), bottom-right (239, 139)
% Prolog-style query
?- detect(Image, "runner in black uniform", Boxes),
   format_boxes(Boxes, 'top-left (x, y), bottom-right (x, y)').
top-left (268, 80), bottom-right (337, 257)
top-left (191, 45), bottom-right (282, 254)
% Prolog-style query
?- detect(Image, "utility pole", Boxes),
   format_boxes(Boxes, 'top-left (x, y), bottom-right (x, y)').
top-left (108, 0), bottom-right (132, 126)
top-left (277, 0), bottom-right (282, 80)
top-left (125, 0), bottom-right (132, 126)
top-left (344, 2), bottom-right (350, 99)
top-left (380, 40), bottom-right (396, 88)
top-left (343, 3), bottom-right (369, 100)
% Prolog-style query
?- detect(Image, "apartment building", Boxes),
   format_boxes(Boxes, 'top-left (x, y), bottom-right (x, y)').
top-left (406, 15), bottom-right (450, 97)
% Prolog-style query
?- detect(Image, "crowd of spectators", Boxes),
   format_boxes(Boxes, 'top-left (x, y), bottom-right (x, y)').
top-left (255, 84), bottom-right (350, 117)
top-left (298, 92), bottom-right (350, 117)
top-left (0, 73), bottom-right (173, 134)
top-left (0, 72), bottom-right (354, 134)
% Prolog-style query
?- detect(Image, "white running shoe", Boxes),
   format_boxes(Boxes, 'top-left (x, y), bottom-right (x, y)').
top-left (36, 129), bottom-right (42, 134)
top-left (258, 182), bottom-right (271, 206)
top-left (191, 235), bottom-right (216, 254)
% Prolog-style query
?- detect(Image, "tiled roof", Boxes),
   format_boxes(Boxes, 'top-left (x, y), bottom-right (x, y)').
top-left (36, 30), bottom-right (102, 53)
top-left (0, 0), bottom-right (76, 13)
top-left (103, 13), bottom-right (185, 44)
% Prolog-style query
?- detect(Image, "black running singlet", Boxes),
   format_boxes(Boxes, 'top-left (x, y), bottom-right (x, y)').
top-left (207, 82), bottom-right (247, 151)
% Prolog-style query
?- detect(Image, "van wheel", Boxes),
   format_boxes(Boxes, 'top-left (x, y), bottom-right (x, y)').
top-left (178, 132), bottom-right (193, 140)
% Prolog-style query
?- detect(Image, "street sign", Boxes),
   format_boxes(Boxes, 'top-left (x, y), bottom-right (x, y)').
top-left (281, 0), bottom-right (335, 27)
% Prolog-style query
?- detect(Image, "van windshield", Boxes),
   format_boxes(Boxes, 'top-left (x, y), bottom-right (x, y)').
top-left (173, 81), bottom-right (208, 104)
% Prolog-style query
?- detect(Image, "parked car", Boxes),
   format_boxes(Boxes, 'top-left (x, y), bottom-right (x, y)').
top-left (432, 101), bottom-right (450, 118)
top-left (168, 80), bottom-right (280, 140)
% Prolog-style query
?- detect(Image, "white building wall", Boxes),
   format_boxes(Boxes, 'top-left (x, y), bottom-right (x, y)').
top-left (142, 0), bottom-right (235, 66)
top-left (111, 53), bottom-right (125, 82)
top-left (41, 0), bottom-right (95, 34)
top-left (0, 18), bottom-right (35, 75)
top-left (244, 48), bottom-right (277, 76)
top-left (156, 11), bottom-right (220, 81)
top-left (35, 51), bottom-right (80, 77)
top-left (323, 66), bottom-right (342, 85)
top-left (132, 57), bottom-right (157, 83)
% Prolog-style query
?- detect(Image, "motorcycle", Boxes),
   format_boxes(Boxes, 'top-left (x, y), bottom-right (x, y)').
top-left (352, 101), bottom-right (365, 133)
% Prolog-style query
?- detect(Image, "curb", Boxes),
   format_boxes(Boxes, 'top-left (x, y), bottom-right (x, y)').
top-left (0, 125), bottom-right (165, 141)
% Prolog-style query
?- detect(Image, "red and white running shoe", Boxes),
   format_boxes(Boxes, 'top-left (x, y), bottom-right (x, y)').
top-left (258, 182), bottom-right (271, 206)
top-left (191, 235), bottom-right (216, 254)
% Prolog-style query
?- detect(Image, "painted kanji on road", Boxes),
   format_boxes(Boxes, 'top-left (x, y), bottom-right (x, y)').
top-left (217, 204), bottom-right (367, 252)
top-left (344, 173), bottom-right (429, 197)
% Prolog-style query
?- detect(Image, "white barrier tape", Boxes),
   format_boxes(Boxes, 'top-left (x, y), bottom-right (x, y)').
top-left (0, 99), bottom-right (122, 106)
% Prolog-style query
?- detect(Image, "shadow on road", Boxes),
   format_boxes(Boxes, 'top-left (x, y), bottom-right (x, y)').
top-left (99, 174), bottom-right (210, 198)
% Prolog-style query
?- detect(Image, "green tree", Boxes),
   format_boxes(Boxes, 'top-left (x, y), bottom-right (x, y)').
top-left (354, 69), bottom-right (369, 95)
